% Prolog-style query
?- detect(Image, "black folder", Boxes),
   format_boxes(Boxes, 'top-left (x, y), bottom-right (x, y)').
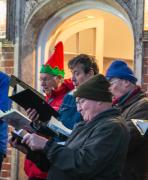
top-left (9, 89), bottom-right (59, 122)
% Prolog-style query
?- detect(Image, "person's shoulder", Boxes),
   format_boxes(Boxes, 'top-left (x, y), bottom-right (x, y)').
top-left (134, 96), bottom-right (148, 109)
top-left (121, 96), bottom-right (148, 123)
top-left (125, 92), bottom-right (148, 111)
top-left (93, 115), bottom-right (128, 138)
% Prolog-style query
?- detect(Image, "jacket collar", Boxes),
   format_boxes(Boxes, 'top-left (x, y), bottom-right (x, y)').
top-left (113, 86), bottom-right (146, 111)
top-left (92, 108), bottom-right (121, 122)
top-left (77, 108), bottom-right (121, 128)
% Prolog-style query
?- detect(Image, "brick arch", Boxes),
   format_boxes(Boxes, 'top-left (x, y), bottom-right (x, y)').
top-left (20, 0), bottom-right (143, 87)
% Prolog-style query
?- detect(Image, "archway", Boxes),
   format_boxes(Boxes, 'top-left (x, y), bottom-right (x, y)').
top-left (35, 1), bottom-right (134, 89)
top-left (21, 1), bottom-right (143, 89)
top-left (37, 9), bottom-right (134, 82)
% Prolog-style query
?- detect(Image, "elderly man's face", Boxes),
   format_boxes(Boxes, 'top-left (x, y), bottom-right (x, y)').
top-left (76, 98), bottom-right (99, 122)
top-left (40, 73), bottom-right (58, 95)
top-left (109, 78), bottom-right (128, 98)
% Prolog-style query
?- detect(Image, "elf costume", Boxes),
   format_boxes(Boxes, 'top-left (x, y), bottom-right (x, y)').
top-left (40, 41), bottom-right (65, 78)
top-left (24, 41), bottom-right (74, 180)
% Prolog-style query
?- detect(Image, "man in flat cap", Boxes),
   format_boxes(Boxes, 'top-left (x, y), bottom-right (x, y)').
top-left (22, 74), bottom-right (129, 180)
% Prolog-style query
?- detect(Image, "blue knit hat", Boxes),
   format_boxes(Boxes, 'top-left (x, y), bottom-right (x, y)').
top-left (106, 60), bottom-right (137, 84)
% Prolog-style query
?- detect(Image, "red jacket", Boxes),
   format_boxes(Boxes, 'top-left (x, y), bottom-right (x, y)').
top-left (24, 79), bottom-right (74, 179)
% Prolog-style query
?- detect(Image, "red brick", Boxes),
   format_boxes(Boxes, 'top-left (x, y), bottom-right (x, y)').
top-left (1, 170), bottom-right (10, 177)
top-left (1, 52), bottom-right (14, 59)
top-left (144, 62), bottom-right (148, 69)
top-left (144, 42), bottom-right (148, 48)
top-left (144, 64), bottom-right (148, 68)
top-left (144, 48), bottom-right (148, 58)
top-left (143, 58), bottom-right (148, 62)
top-left (2, 47), bottom-right (14, 52)
top-left (2, 163), bottom-right (11, 171)
top-left (143, 66), bottom-right (148, 74)
top-left (0, 60), bottom-right (14, 67)
top-left (143, 75), bottom-right (148, 83)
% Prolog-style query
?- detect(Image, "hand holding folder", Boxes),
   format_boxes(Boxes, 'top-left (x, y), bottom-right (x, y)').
top-left (0, 109), bottom-right (59, 138)
top-left (10, 89), bottom-right (59, 122)
top-left (6, 75), bottom-right (71, 142)
top-left (10, 129), bottom-right (30, 154)
top-left (9, 75), bottom-right (59, 122)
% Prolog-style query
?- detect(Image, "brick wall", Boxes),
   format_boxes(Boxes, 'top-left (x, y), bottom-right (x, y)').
top-left (0, 41), bottom-right (14, 180)
top-left (0, 42), bottom-right (14, 74)
top-left (143, 41), bottom-right (148, 94)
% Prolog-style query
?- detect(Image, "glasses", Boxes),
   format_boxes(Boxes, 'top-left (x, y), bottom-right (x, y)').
top-left (76, 98), bottom-right (86, 105)
top-left (40, 76), bottom-right (55, 83)
top-left (109, 79), bottom-right (120, 85)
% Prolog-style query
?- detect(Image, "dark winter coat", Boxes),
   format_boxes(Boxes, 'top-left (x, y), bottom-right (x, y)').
top-left (117, 89), bottom-right (148, 180)
top-left (24, 79), bottom-right (74, 179)
top-left (30, 108), bottom-right (129, 180)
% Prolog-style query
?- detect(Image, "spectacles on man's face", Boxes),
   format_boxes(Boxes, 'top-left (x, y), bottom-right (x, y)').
top-left (76, 98), bottom-right (86, 105)
top-left (39, 75), bottom-right (55, 83)
top-left (109, 79), bottom-right (120, 85)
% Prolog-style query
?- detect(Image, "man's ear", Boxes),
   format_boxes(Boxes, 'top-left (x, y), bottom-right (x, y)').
top-left (124, 80), bottom-right (131, 87)
top-left (87, 69), bottom-right (95, 77)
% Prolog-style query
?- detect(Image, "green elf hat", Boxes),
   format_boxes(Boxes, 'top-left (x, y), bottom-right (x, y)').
top-left (40, 41), bottom-right (65, 77)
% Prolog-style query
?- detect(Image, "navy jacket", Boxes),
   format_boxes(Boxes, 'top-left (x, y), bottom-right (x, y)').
top-left (0, 72), bottom-right (11, 154)
top-left (58, 91), bottom-right (82, 130)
